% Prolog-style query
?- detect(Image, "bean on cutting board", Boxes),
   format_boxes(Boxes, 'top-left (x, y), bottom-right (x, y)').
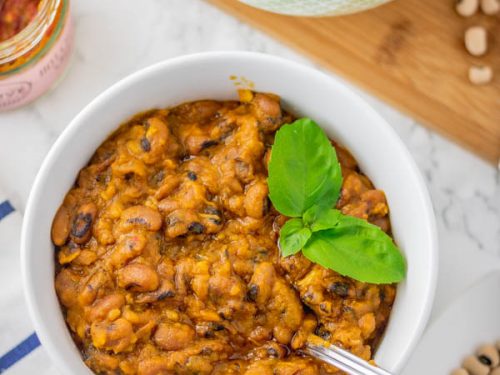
top-left (456, 0), bottom-right (480, 16)
top-left (469, 65), bottom-right (493, 85)
top-left (481, 0), bottom-right (500, 14)
top-left (464, 26), bottom-right (488, 56)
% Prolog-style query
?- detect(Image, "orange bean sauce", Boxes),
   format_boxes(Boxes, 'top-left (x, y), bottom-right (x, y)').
top-left (0, 0), bottom-right (40, 42)
top-left (52, 91), bottom-right (396, 375)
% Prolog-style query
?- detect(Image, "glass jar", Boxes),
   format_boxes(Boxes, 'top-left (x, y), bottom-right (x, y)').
top-left (0, 0), bottom-right (73, 111)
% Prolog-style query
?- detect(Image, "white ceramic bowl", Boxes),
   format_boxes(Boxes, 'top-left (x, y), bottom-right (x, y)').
top-left (21, 51), bottom-right (437, 374)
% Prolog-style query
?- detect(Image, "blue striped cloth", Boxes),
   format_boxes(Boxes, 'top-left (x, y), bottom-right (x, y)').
top-left (0, 196), bottom-right (60, 374)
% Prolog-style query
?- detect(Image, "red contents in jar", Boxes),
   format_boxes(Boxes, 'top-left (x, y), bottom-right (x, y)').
top-left (0, 0), bottom-right (41, 42)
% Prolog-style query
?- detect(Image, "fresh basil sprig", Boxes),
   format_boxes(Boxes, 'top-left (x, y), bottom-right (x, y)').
top-left (268, 118), bottom-right (406, 284)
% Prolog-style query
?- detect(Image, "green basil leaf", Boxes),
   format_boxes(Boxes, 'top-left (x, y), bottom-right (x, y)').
top-left (303, 205), bottom-right (342, 232)
top-left (279, 218), bottom-right (312, 257)
top-left (268, 118), bottom-right (342, 217)
top-left (302, 216), bottom-right (406, 284)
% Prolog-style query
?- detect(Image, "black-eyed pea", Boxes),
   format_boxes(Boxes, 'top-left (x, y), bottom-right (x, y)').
top-left (88, 352), bottom-right (120, 372)
top-left (58, 243), bottom-right (81, 265)
top-left (79, 271), bottom-right (110, 306)
top-left (481, 0), bottom-right (500, 14)
top-left (450, 369), bottom-right (469, 375)
top-left (51, 205), bottom-right (71, 246)
top-left (469, 65), bottom-right (493, 85)
top-left (249, 262), bottom-right (275, 305)
top-left (234, 159), bottom-right (254, 184)
top-left (121, 205), bottom-right (163, 232)
top-left (154, 175), bottom-right (181, 200)
top-left (251, 93), bottom-right (282, 131)
top-left (107, 308), bottom-right (121, 321)
top-left (273, 325), bottom-right (293, 345)
top-left (117, 263), bottom-right (160, 292)
top-left (456, 0), bottom-right (479, 16)
top-left (476, 344), bottom-right (499, 367)
top-left (54, 268), bottom-right (80, 308)
top-left (465, 26), bottom-right (488, 56)
top-left (87, 294), bottom-right (125, 322)
top-left (359, 312), bottom-right (376, 338)
top-left (94, 217), bottom-right (115, 245)
top-left (265, 342), bottom-right (288, 359)
top-left (70, 202), bottom-right (97, 244)
top-left (72, 249), bottom-right (98, 266)
top-left (244, 179), bottom-right (269, 219)
top-left (462, 355), bottom-right (490, 375)
top-left (290, 314), bottom-right (317, 350)
top-left (153, 322), bottom-right (195, 351)
top-left (112, 158), bottom-right (147, 178)
top-left (90, 318), bottom-right (137, 354)
top-left (110, 234), bottom-right (147, 268)
top-left (142, 117), bottom-right (169, 161)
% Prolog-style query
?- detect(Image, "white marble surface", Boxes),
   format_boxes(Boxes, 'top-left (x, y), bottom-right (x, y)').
top-left (0, 0), bottom-right (499, 370)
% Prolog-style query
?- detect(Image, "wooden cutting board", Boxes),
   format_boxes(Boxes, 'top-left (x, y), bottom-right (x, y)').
top-left (207, 0), bottom-right (500, 166)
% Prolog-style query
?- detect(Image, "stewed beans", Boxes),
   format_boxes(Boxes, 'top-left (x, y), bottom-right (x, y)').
top-left (52, 91), bottom-right (396, 374)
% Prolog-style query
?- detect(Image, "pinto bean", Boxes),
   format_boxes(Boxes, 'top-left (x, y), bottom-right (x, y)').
top-left (117, 263), bottom-right (160, 292)
top-left (51, 205), bottom-right (71, 246)
top-left (121, 205), bottom-right (162, 231)
top-left (70, 203), bottom-right (97, 244)
top-left (153, 322), bottom-right (195, 351)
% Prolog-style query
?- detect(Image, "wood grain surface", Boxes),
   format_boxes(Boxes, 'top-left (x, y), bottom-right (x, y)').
top-left (207, 0), bottom-right (500, 165)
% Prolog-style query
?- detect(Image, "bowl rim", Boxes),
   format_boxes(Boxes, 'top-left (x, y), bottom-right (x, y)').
top-left (21, 51), bottom-right (438, 374)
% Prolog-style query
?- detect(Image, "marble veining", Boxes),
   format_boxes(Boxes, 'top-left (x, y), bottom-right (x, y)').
top-left (0, 0), bottom-right (498, 335)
